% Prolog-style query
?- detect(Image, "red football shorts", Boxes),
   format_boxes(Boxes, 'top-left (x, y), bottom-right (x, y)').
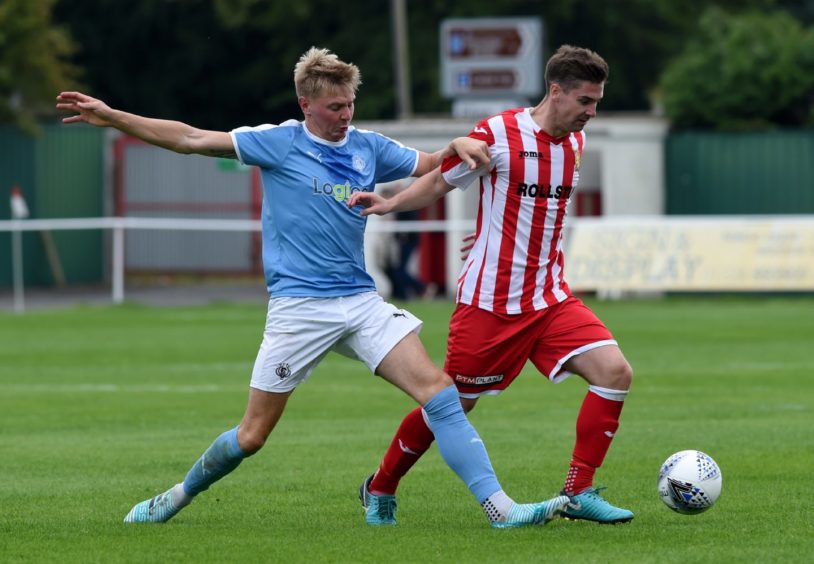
top-left (444, 296), bottom-right (617, 398)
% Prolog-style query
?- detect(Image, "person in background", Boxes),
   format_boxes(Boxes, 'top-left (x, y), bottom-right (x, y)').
top-left (380, 182), bottom-right (429, 300)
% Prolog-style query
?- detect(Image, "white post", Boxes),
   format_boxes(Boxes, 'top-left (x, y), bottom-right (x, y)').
top-left (390, 0), bottom-right (412, 119)
top-left (112, 224), bottom-right (124, 304)
top-left (9, 186), bottom-right (30, 313)
top-left (11, 223), bottom-right (24, 314)
top-left (444, 189), bottom-right (469, 297)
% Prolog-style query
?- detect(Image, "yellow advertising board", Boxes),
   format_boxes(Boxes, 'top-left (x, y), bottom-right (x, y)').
top-left (566, 217), bottom-right (814, 291)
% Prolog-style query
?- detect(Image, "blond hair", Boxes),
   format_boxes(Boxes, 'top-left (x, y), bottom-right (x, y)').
top-left (294, 47), bottom-right (362, 98)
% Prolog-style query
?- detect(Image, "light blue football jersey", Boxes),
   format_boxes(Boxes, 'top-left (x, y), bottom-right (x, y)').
top-left (230, 120), bottom-right (418, 297)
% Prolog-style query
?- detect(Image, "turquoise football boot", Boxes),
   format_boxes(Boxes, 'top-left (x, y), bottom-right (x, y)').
top-left (123, 485), bottom-right (183, 523)
top-left (563, 487), bottom-right (634, 524)
top-left (359, 474), bottom-right (397, 525)
top-left (491, 495), bottom-right (570, 529)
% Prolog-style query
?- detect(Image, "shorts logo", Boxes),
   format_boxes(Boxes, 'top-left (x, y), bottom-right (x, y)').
top-left (454, 374), bottom-right (504, 386)
top-left (275, 363), bottom-right (291, 379)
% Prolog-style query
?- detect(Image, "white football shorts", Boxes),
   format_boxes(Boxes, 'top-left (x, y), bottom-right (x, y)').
top-left (250, 292), bottom-right (422, 393)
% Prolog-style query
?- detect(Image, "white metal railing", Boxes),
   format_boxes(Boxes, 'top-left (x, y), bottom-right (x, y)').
top-left (4, 215), bottom-right (813, 313)
top-left (0, 216), bottom-right (476, 313)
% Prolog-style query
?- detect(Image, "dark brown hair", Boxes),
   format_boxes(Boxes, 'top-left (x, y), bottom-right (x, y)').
top-left (544, 45), bottom-right (609, 92)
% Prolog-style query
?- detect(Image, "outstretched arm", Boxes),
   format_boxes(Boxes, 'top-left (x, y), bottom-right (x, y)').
top-left (56, 91), bottom-right (236, 158)
top-left (348, 168), bottom-right (454, 216)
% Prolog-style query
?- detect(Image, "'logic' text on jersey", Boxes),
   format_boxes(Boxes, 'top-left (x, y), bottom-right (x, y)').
top-left (312, 178), bottom-right (365, 204)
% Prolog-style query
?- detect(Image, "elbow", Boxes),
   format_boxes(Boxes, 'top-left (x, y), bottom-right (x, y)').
top-left (148, 137), bottom-right (193, 155)
top-left (176, 128), bottom-right (209, 155)
top-left (173, 135), bottom-right (199, 154)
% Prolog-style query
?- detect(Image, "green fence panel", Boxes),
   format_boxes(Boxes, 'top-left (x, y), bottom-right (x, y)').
top-left (0, 124), bottom-right (105, 288)
top-left (666, 130), bottom-right (814, 215)
top-left (0, 128), bottom-right (38, 287)
top-left (34, 124), bottom-right (106, 285)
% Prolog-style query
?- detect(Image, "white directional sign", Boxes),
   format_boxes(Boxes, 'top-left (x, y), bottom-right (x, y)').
top-left (440, 17), bottom-right (543, 98)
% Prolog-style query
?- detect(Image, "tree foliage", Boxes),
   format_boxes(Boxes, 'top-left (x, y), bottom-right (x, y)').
top-left (0, 0), bottom-right (78, 133)
top-left (659, 7), bottom-right (814, 129)
top-left (39, 0), bottom-right (811, 130)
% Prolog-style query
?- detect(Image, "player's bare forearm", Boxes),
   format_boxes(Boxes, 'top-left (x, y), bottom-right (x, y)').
top-left (388, 169), bottom-right (453, 213)
top-left (99, 111), bottom-right (235, 157)
top-left (348, 171), bottom-right (452, 216)
top-left (424, 146), bottom-right (450, 171)
top-left (416, 137), bottom-right (488, 175)
top-left (56, 91), bottom-right (236, 158)
top-left (110, 111), bottom-right (199, 153)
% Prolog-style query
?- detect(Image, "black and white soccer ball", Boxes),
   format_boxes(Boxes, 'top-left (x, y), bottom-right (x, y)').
top-left (658, 450), bottom-right (722, 514)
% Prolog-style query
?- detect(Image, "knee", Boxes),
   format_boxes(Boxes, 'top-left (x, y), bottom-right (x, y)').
top-left (237, 426), bottom-right (268, 456)
top-left (460, 398), bottom-right (478, 414)
top-left (413, 370), bottom-right (455, 405)
top-left (609, 360), bottom-right (633, 391)
top-left (418, 366), bottom-right (453, 391)
top-left (428, 370), bottom-right (455, 397)
top-left (589, 357), bottom-right (633, 391)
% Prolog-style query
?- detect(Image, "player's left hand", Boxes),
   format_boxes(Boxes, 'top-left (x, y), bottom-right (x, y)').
top-left (450, 137), bottom-right (490, 170)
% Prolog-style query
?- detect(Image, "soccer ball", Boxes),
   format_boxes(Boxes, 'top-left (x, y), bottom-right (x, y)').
top-left (658, 450), bottom-right (722, 514)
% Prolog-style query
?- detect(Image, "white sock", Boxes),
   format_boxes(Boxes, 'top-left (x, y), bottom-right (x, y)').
top-left (171, 483), bottom-right (193, 509)
top-left (482, 490), bottom-right (514, 522)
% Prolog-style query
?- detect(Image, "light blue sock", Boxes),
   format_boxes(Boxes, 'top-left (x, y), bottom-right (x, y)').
top-left (182, 426), bottom-right (247, 497)
top-left (423, 385), bottom-right (501, 503)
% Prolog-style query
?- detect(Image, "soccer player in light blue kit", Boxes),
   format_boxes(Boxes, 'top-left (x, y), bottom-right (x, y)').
top-left (56, 47), bottom-right (569, 528)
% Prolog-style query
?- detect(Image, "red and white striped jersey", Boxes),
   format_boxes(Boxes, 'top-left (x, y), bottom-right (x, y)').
top-left (441, 107), bottom-right (584, 314)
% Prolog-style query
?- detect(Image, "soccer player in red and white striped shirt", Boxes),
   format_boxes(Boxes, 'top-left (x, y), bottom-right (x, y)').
top-left (349, 45), bottom-right (634, 524)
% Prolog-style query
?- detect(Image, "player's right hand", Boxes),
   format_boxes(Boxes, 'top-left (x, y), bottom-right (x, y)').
top-left (347, 191), bottom-right (392, 216)
top-left (56, 92), bottom-right (115, 127)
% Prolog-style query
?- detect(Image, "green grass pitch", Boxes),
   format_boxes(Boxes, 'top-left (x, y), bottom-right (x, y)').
top-left (1, 296), bottom-right (812, 563)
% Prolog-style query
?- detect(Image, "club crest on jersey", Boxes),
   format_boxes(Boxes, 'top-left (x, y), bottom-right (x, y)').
top-left (352, 154), bottom-right (366, 172)
top-left (574, 147), bottom-right (582, 171)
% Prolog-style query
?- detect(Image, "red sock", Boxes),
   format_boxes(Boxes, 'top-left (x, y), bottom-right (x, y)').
top-left (369, 406), bottom-right (436, 495)
top-left (563, 390), bottom-right (625, 495)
